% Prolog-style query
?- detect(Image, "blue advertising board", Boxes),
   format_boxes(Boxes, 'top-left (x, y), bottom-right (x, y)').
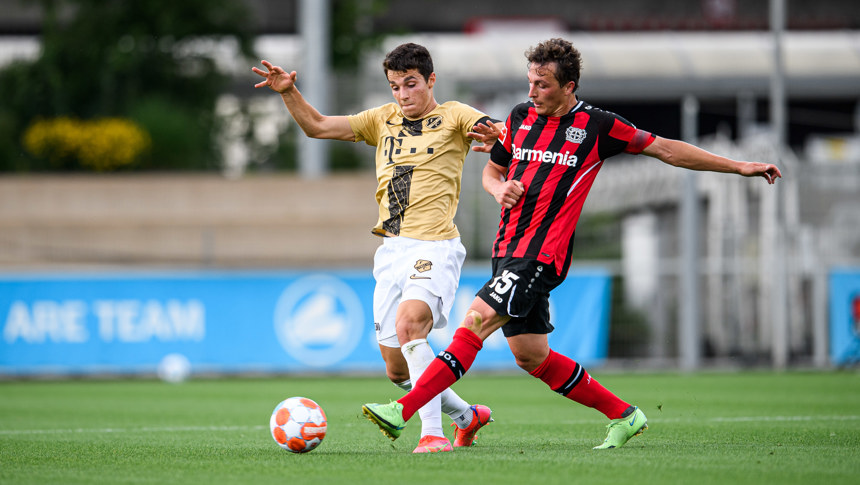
top-left (0, 268), bottom-right (611, 376)
top-left (829, 268), bottom-right (860, 366)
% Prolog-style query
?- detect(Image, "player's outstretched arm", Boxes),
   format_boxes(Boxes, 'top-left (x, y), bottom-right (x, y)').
top-left (468, 120), bottom-right (504, 153)
top-left (642, 136), bottom-right (782, 184)
top-left (251, 60), bottom-right (354, 141)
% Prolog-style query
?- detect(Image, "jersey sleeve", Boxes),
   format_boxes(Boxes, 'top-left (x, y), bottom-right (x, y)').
top-left (599, 112), bottom-right (655, 159)
top-left (347, 105), bottom-right (384, 146)
top-left (489, 113), bottom-right (514, 168)
top-left (489, 102), bottom-right (530, 168)
top-left (453, 102), bottom-right (491, 143)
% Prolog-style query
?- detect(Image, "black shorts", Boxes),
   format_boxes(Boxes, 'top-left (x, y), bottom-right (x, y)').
top-left (475, 257), bottom-right (565, 338)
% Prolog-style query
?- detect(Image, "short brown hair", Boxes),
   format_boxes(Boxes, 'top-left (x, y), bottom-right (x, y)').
top-left (382, 43), bottom-right (434, 82)
top-left (526, 38), bottom-right (583, 92)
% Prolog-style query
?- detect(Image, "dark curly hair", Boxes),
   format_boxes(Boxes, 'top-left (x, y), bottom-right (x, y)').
top-left (525, 38), bottom-right (583, 92)
top-left (382, 43), bottom-right (434, 82)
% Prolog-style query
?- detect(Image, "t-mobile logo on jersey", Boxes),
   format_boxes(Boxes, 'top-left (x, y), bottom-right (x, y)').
top-left (512, 144), bottom-right (578, 167)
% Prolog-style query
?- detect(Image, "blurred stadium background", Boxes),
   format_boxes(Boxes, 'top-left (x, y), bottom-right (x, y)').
top-left (0, 0), bottom-right (858, 376)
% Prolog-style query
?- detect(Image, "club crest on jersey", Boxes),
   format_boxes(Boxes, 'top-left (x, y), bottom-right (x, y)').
top-left (566, 126), bottom-right (587, 144)
top-left (425, 116), bottom-right (442, 129)
top-left (414, 259), bottom-right (433, 273)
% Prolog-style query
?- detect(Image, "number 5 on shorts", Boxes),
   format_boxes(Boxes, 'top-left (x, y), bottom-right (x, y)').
top-left (490, 270), bottom-right (520, 295)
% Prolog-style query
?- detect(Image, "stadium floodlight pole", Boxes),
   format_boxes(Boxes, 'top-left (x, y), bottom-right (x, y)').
top-left (768, 0), bottom-right (789, 370)
top-left (298, 0), bottom-right (331, 179)
top-left (679, 94), bottom-right (701, 372)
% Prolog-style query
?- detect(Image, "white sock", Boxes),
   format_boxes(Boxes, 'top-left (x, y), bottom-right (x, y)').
top-left (449, 403), bottom-right (474, 429)
top-left (401, 339), bottom-right (445, 438)
top-left (440, 388), bottom-right (473, 429)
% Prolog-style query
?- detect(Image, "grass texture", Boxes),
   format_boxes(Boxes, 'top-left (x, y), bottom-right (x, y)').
top-left (1, 371), bottom-right (859, 485)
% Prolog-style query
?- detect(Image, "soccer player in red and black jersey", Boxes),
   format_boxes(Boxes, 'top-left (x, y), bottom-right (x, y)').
top-left (363, 38), bottom-right (782, 450)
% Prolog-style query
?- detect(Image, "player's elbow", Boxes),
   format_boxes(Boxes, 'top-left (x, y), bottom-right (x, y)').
top-left (297, 114), bottom-right (332, 139)
top-left (300, 123), bottom-right (325, 139)
top-left (647, 138), bottom-right (688, 168)
top-left (659, 151), bottom-right (685, 168)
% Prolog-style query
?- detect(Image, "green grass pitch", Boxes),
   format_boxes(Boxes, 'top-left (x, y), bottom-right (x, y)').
top-left (2, 371), bottom-right (859, 485)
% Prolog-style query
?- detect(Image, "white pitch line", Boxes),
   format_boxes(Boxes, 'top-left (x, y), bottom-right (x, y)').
top-left (0, 424), bottom-right (267, 436)
top-left (708, 415), bottom-right (860, 423)
top-left (547, 415), bottom-right (860, 425)
top-left (2, 416), bottom-right (859, 437)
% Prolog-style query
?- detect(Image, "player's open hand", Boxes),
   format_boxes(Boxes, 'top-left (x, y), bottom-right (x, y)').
top-left (252, 60), bottom-right (297, 94)
top-left (469, 121), bottom-right (503, 153)
top-left (741, 162), bottom-right (782, 184)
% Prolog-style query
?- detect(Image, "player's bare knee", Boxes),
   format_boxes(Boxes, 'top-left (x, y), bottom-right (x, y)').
top-left (512, 351), bottom-right (543, 373)
top-left (514, 356), bottom-right (541, 373)
top-left (459, 310), bottom-right (483, 333)
top-left (395, 318), bottom-right (433, 342)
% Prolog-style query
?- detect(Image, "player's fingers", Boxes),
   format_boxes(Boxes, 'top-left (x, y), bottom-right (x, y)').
top-left (772, 166), bottom-right (782, 178)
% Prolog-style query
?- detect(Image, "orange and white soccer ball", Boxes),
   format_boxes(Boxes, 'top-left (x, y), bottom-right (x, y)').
top-left (270, 397), bottom-right (327, 453)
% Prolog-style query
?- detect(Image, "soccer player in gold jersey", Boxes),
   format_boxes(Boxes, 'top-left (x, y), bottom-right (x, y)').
top-left (253, 43), bottom-right (499, 453)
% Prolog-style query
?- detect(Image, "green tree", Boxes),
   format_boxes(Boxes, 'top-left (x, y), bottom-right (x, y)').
top-left (0, 0), bottom-right (255, 171)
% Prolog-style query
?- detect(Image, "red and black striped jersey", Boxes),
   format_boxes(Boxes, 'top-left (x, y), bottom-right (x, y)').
top-left (489, 100), bottom-right (655, 277)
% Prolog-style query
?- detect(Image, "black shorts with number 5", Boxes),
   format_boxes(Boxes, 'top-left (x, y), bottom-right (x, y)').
top-left (476, 257), bottom-right (566, 338)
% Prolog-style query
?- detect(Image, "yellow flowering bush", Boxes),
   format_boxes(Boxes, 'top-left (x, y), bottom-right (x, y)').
top-left (23, 117), bottom-right (151, 171)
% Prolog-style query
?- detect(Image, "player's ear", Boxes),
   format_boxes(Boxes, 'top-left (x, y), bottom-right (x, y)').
top-left (565, 81), bottom-right (576, 95)
top-left (427, 72), bottom-right (436, 88)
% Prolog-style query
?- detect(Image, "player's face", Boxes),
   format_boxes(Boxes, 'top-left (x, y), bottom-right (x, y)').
top-left (387, 69), bottom-right (437, 119)
top-left (527, 62), bottom-right (575, 117)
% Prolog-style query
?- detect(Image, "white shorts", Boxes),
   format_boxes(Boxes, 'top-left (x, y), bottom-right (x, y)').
top-left (372, 236), bottom-right (466, 348)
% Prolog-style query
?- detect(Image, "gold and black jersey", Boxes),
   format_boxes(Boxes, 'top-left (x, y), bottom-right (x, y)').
top-left (348, 101), bottom-right (489, 240)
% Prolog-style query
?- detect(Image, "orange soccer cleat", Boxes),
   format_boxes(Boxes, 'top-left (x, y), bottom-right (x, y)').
top-left (451, 405), bottom-right (493, 447)
top-left (412, 435), bottom-right (453, 453)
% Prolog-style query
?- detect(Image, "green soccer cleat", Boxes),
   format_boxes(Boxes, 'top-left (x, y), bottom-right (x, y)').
top-left (593, 406), bottom-right (648, 450)
top-left (362, 401), bottom-right (407, 441)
